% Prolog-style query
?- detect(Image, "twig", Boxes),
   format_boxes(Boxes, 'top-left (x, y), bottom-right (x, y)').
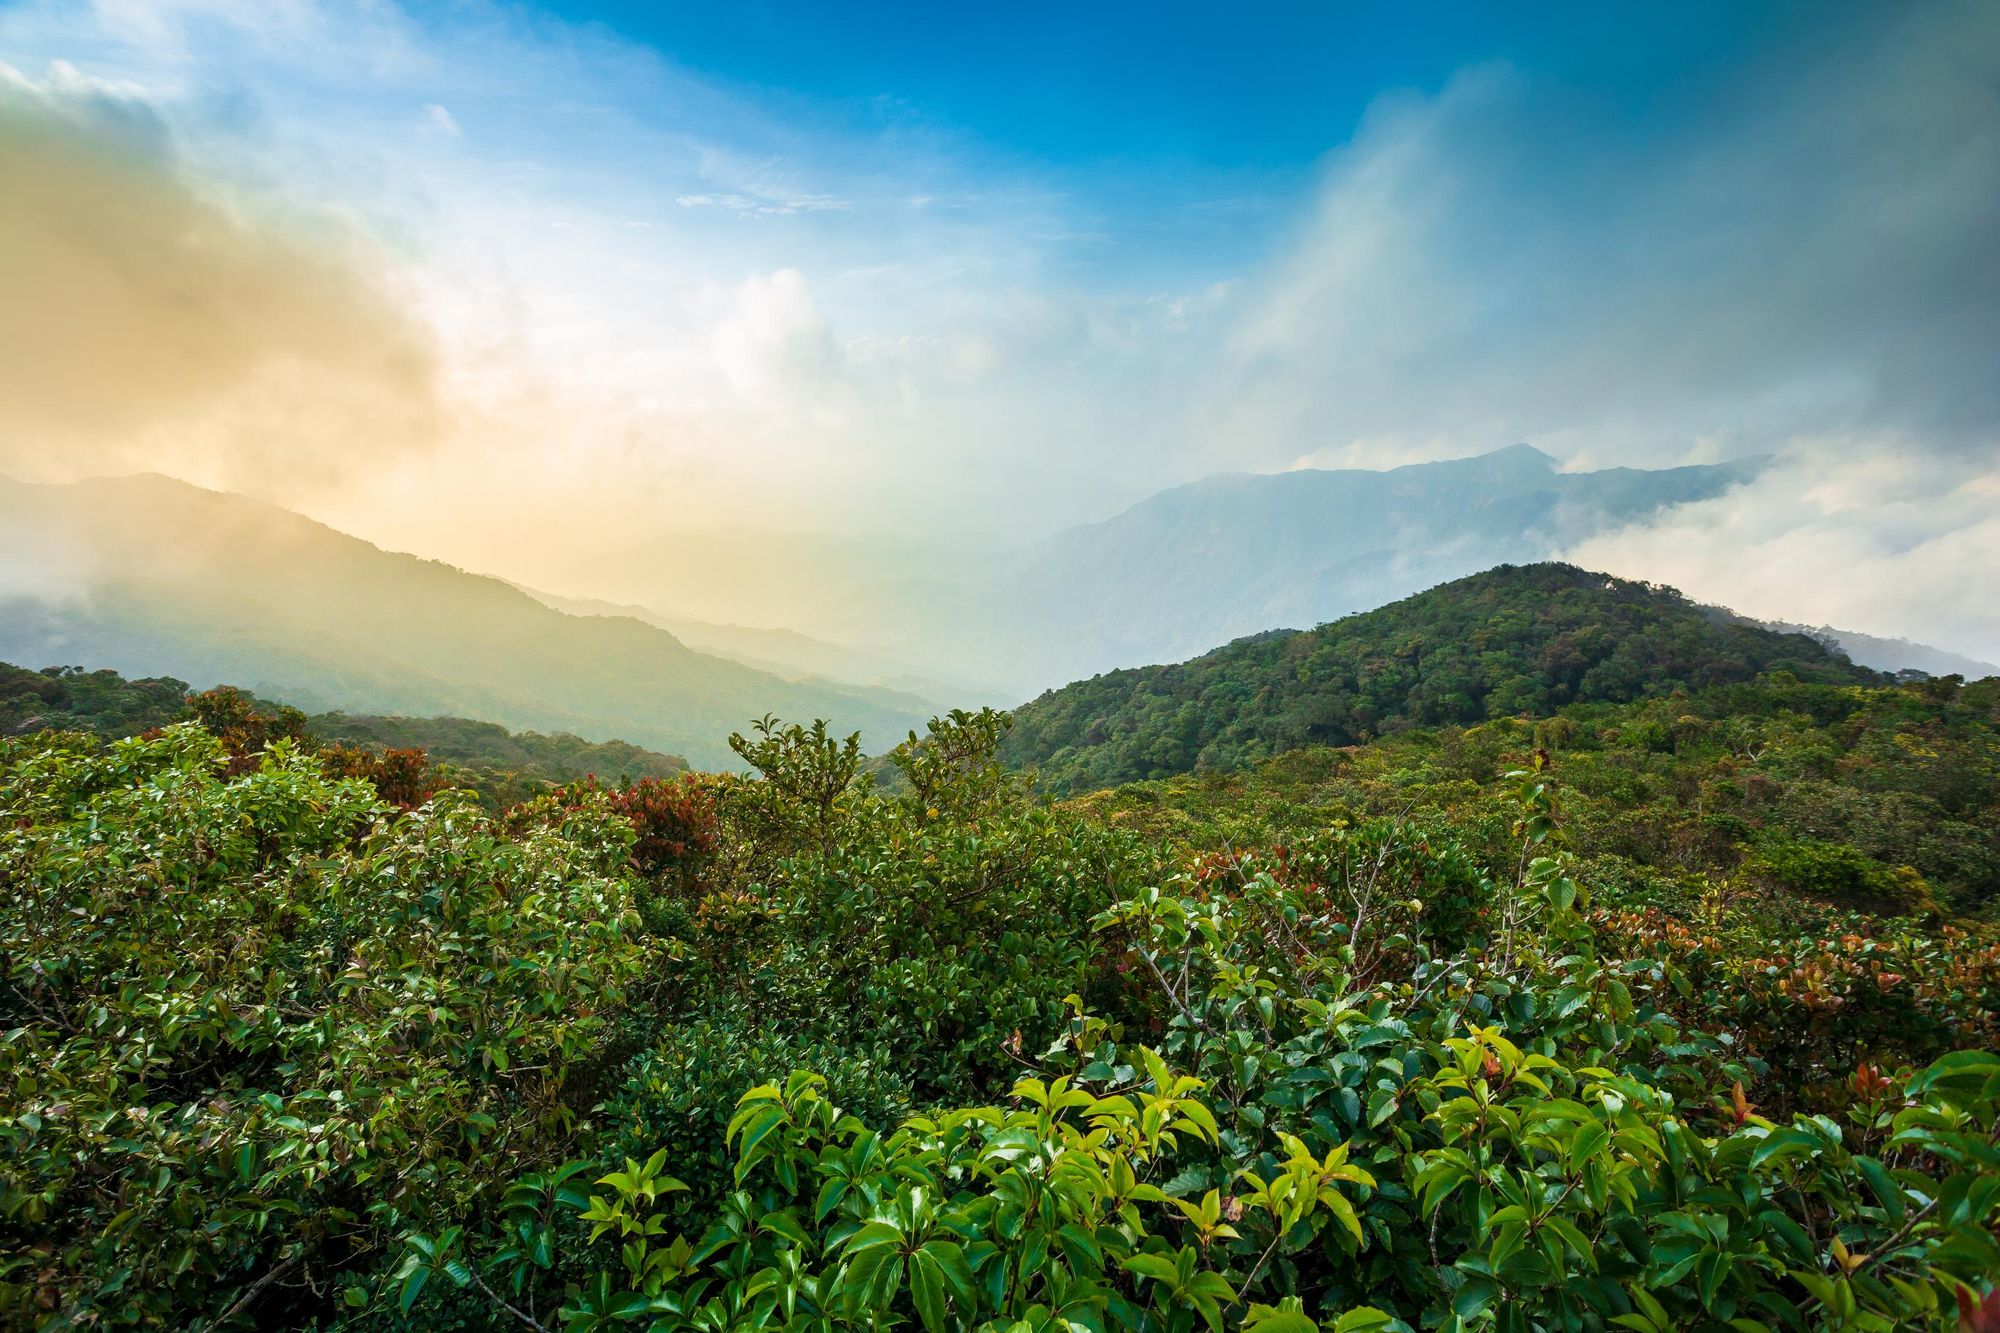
top-left (216, 1255), bottom-right (300, 1327)
top-left (474, 1272), bottom-right (553, 1332)
top-left (1142, 950), bottom-right (1211, 1034)
top-left (1229, 1229), bottom-right (1286, 1312)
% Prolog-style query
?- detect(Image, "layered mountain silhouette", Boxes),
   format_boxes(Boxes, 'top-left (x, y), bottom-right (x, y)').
top-left (518, 586), bottom-right (997, 708)
top-left (566, 445), bottom-right (1769, 696)
top-left (1753, 620), bottom-right (2000, 681)
top-left (0, 474), bottom-right (933, 769)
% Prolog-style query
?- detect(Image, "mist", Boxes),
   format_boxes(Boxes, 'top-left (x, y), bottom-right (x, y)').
top-left (0, 64), bottom-right (442, 501)
top-left (0, 1), bottom-right (1994, 659)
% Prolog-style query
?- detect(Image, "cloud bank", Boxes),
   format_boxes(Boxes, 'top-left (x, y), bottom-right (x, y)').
top-left (0, 0), bottom-right (1994, 658)
top-left (1212, 5), bottom-right (1999, 471)
top-left (0, 63), bottom-right (443, 497)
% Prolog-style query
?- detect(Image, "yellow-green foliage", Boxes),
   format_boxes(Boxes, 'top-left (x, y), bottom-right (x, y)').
top-left (3, 706), bottom-right (1997, 1332)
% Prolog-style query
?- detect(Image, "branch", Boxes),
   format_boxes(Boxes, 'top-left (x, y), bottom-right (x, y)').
top-left (215, 1255), bottom-right (300, 1327)
top-left (474, 1272), bottom-right (554, 1333)
top-left (1141, 949), bottom-right (1211, 1035)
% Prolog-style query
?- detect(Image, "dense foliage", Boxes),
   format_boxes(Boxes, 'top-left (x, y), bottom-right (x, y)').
top-left (311, 713), bottom-right (686, 807)
top-left (1002, 565), bottom-right (1882, 794)
top-left (0, 661), bottom-right (686, 807)
top-left (3, 691), bottom-right (1996, 1330)
top-left (1070, 676), bottom-right (2000, 919)
top-left (0, 664), bottom-right (187, 739)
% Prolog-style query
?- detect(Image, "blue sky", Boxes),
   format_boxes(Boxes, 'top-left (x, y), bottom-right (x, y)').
top-left (514, 0), bottom-right (1816, 283)
top-left (0, 0), bottom-right (1997, 655)
top-left (537, 2), bottom-right (1789, 169)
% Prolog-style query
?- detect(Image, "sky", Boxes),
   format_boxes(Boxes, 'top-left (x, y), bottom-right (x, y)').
top-left (1, 0), bottom-right (1997, 656)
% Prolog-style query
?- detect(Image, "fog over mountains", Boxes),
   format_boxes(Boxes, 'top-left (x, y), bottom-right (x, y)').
top-left (568, 445), bottom-right (1770, 695)
top-left (0, 474), bottom-right (934, 769)
top-left (5, 448), bottom-right (1986, 769)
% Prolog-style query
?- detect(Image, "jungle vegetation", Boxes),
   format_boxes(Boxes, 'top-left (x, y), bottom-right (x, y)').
top-left (1001, 565), bottom-right (1882, 794)
top-left (2, 674), bottom-right (1997, 1331)
top-left (0, 661), bottom-right (686, 808)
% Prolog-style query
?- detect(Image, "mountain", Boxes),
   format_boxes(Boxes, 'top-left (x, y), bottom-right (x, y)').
top-left (1, 659), bottom-right (687, 805)
top-left (557, 444), bottom-right (1767, 698)
top-left (0, 475), bottom-right (934, 769)
top-left (1751, 620), bottom-right (1999, 681)
top-left (999, 562), bottom-right (1881, 793)
top-left (518, 587), bottom-right (1007, 706)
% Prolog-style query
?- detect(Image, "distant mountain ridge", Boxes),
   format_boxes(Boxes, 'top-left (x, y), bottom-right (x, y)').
top-left (0, 474), bottom-right (933, 768)
top-left (1749, 620), bottom-right (1999, 681)
top-left (562, 444), bottom-right (1769, 697)
top-left (1000, 562), bottom-right (1881, 793)
top-left (517, 586), bottom-right (1006, 707)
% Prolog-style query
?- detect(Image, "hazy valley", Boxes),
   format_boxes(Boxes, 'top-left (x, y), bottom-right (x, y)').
top-left (5, 4), bottom-right (1999, 1331)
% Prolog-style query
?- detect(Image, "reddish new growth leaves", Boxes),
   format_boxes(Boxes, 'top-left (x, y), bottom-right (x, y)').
top-left (1727, 1080), bottom-right (1755, 1128)
top-left (184, 686), bottom-right (312, 776)
top-left (603, 776), bottom-right (720, 880)
top-left (320, 744), bottom-right (441, 810)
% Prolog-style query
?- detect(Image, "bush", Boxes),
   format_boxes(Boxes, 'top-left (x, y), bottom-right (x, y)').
top-left (1743, 835), bottom-right (1933, 916)
top-left (408, 816), bottom-right (2000, 1331)
top-left (5, 701), bottom-right (1998, 1331)
top-left (0, 728), bottom-right (650, 1328)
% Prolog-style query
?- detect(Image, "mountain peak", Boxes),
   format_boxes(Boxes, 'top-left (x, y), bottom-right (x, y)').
top-left (1477, 442), bottom-right (1557, 466)
top-left (1002, 561), bottom-right (1881, 792)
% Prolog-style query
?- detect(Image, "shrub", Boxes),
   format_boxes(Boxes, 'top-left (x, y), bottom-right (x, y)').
top-left (0, 728), bottom-right (650, 1328)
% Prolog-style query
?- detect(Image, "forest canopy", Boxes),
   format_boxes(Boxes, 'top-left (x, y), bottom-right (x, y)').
top-left (2, 677), bottom-right (1996, 1330)
top-left (1002, 565), bottom-right (1883, 793)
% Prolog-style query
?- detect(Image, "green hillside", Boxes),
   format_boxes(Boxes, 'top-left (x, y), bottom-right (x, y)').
top-left (1072, 673), bottom-right (2000, 918)
top-left (0, 660), bottom-right (685, 804)
top-left (0, 474), bottom-right (933, 768)
top-left (1003, 563), bottom-right (1880, 792)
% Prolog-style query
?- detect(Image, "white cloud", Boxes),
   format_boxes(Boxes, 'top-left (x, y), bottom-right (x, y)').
top-left (1566, 445), bottom-right (2000, 662)
top-left (0, 0), bottom-right (1995, 660)
top-left (709, 268), bottom-right (839, 409)
top-left (676, 191), bottom-right (850, 217)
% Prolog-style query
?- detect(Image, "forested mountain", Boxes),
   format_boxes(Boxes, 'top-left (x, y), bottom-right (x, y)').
top-left (1002, 563), bottom-right (1881, 791)
top-left (1071, 674), bottom-right (2000, 917)
top-left (0, 660), bottom-right (687, 802)
top-left (0, 474), bottom-right (932, 768)
top-left (560, 445), bottom-right (1767, 696)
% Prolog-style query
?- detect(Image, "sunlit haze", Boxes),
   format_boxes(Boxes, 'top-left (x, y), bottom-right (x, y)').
top-left (1, 1), bottom-right (1997, 659)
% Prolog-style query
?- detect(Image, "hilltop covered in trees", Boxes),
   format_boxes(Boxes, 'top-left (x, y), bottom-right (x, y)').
top-left (1070, 674), bottom-right (2000, 919)
top-left (1002, 564), bottom-right (1882, 792)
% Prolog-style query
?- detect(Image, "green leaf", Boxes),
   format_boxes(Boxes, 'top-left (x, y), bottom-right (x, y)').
top-left (1323, 1189), bottom-right (1365, 1247)
top-left (843, 1221), bottom-right (906, 1255)
top-left (1244, 1305), bottom-right (1318, 1333)
top-left (396, 1267), bottom-right (428, 1315)
top-left (1056, 1222), bottom-right (1103, 1273)
top-left (1122, 1253), bottom-right (1182, 1284)
top-left (910, 1247), bottom-right (949, 1333)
